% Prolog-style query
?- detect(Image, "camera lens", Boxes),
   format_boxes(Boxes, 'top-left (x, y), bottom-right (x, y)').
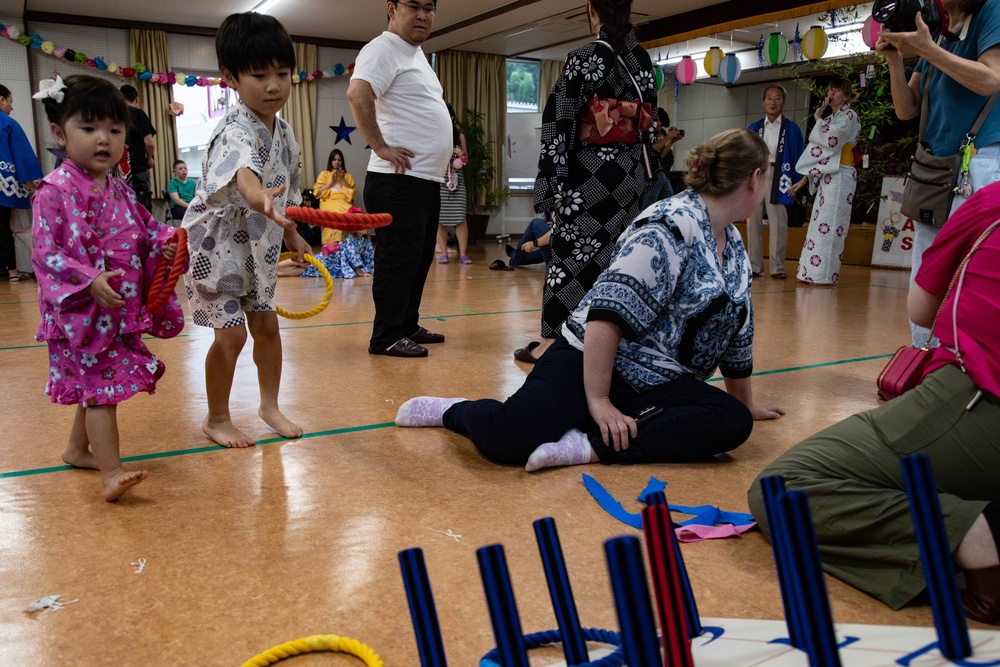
top-left (872, 0), bottom-right (901, 24)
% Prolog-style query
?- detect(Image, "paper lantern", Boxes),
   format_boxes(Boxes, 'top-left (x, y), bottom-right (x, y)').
top-left (802, 25), bottom-right (829, 61)
top-left (862, 15), bottom-right (882, 50)
top-left (675, 56), bottom-right (697, 85)
top-left (704, 46), bottom-right (724, 77)
top-left (718, 53), bottom-right (742, 86)
top-left (764, 32), bottom-right (789, 66)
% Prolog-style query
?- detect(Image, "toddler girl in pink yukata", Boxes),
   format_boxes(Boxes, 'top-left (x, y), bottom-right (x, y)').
top-left (32, 75), bottom-right (184, 501)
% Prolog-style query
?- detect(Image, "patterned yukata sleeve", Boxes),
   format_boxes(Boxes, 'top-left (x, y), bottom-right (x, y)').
top-left (585, 225), bottom-right (682, 341)
top-left (131, 201), bottom-right (187, 338)
top-left (794, 107), bottom-right (861, 193)
top-left (32, 184), bottom-right (103, 311)
top-left (341, 173), bottom-right (356, 206)
top-left (719, 304), bottom-right (754, 379)
top-left (532, 43), bottom-right (605, 215)
top-left (204, 122), bottom-right (261, 197)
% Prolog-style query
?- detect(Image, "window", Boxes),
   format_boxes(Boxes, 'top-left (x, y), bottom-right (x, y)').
top-left (506, 59), bottom-right (540, 113)
top-left (172, 80), bottom-right (240, 178)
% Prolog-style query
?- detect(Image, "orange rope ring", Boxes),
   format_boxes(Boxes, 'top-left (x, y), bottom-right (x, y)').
top-left (146, 228), bottom-right (188, 313)
top-left (285, 206), bottom-right (392, 232)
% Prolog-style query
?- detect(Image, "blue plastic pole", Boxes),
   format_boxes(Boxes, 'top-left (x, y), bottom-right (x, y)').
top-left (476, 544), bottom-right (530, 667)
top-left (605, 536), bottom-right (665, 667)
top-left (780, 490), bottom-right (842, 667)
top-left (533, 518), bottom-right (589, 665)
top-left (398, 548), bottom-right (449, 667)
top-left (901, 454), bottom-right (972, 660)
top-left (760, 475), bottom-right (806, 648)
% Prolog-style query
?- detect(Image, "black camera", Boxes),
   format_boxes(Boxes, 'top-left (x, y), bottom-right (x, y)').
top-left (872, 0), bottom-right (941, 34)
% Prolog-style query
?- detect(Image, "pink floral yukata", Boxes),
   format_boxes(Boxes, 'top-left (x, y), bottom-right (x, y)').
top-left (32, 159), bottom-right (185, 406)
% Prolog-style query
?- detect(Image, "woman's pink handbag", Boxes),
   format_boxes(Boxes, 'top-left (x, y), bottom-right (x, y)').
top-left (876, 219), bottom-right (1000, 400)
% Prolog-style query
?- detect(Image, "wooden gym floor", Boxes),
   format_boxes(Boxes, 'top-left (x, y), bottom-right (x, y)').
top-left (0, 242), bottom-right (985, 666)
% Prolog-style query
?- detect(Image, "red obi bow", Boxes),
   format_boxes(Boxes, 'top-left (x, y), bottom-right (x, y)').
top-left (578, 95), bottom-right (654, 144)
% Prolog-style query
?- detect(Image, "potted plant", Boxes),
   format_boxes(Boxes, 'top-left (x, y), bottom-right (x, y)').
top-left (457, 108), bottom-right (510, 244)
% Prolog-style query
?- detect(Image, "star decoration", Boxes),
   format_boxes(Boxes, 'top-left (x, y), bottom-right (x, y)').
top-left (331, 116), bottom-right (356, 145)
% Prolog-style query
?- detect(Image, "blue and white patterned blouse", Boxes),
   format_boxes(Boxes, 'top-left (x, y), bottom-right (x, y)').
top-left (563, 189), bottom-right (754, 392)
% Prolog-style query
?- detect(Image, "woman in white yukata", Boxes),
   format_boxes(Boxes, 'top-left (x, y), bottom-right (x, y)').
top-left (791, 78), bottom-right (862, 285)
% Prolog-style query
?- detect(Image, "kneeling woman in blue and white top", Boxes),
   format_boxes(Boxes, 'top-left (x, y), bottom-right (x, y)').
top-left (396, 129), bottom-right (784, 470)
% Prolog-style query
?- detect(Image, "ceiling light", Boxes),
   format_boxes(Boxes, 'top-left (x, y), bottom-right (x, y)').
top-left (253, 0), bottom-right (284, 15)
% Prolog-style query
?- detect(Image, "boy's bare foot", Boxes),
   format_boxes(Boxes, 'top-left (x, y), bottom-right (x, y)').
top-left (203, 417), bottom-right (256, 448)
top-left (102, 469), bottom-right (148, 502)
top-left (259, 407), bottom-right (303, 438)
top-left (62, 447), bottom-right (98, 470)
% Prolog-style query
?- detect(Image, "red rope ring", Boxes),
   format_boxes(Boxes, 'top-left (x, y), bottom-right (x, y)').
top-left (285, 206), bottom-right (392, 231)
top-left (146, 228), bottom-right (188, 313)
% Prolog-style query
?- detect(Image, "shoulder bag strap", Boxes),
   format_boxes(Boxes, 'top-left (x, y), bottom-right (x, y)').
top-left (941, 219), bottom-right (1000, 368)
top-left (593, 39), bottom-right (643, 100)
top-left (964, 92), bottom-right (1000, 148)
top-left (918, 58), bottom-right (935, 143)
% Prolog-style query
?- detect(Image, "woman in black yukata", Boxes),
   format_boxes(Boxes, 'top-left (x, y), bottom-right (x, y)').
top-left (513, 0), bottom-right (659, 364)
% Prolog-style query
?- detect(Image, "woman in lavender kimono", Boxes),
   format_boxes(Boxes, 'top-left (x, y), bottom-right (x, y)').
top-left (32, 75), bottom-right (184, 502)
top-left (791, 78), bottom-right (862, 285)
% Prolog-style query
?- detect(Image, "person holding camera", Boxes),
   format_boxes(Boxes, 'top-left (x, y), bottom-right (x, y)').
top-left (877, 0), bottom-right (1000, 346)
top-left (746, 85), bottom-right (805, 280)
top-left (639, 107), bottom-right (683, 210)
top-left (790, 79), bottom-right (862, 286)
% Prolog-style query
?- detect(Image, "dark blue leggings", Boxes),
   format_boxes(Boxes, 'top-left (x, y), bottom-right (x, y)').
top-left (443, 338), bottom-right (753, 466)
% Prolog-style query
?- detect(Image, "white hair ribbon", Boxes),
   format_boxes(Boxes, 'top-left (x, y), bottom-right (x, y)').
top-left (33, 76), bottom-right (66, 104)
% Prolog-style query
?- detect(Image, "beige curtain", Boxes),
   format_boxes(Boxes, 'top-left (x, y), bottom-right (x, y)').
top-left (539, 59), bottom-right (563, 107)
top-left (129, 29), bottom-right (176, 200)
top-left (435, 50), bottom-right (506, 208)
top-left (283, 42), bottom-right (318, 189)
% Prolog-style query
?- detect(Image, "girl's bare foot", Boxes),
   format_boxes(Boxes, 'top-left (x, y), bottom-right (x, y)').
top-left (62, 446), bottom-right (98, 470)
top-left (259, 407), bottom-right (303, 438)
top-left (202, 417), bottom-right (256, 448)
top-left (102, 469), bottom-right (148, 502)
top-left (355, 269), bottom-right (372, 278)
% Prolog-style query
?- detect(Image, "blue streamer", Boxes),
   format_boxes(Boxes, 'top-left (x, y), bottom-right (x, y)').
top-left (584, 474), bottom-right (754, 530)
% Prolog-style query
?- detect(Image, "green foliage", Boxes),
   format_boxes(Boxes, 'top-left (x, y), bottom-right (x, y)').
top-left (506, 61), bottom-right (539, 106)
top-left (457, 108), bottom-right (511, 214)
top-left (791, 53), bottom-right (916, 216)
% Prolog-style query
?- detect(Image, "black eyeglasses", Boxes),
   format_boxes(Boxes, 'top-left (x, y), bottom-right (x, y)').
top-left (397, 1), bottom-right (437, 16)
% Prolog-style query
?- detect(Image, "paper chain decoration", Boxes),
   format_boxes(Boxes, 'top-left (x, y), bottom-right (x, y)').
top-left (0, 23), bottom-right (352, 87)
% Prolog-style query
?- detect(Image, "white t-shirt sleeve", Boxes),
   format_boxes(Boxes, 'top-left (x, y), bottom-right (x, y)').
top-left (353, 36), bottom-right (398, 98)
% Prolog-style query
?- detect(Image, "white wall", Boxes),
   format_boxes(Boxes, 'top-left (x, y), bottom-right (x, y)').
top-left (25, 21), bottom-right (129, 174)
top-left (672, 79), bottom-right (813, 158)
top-left (316, 47), bottom-right (366, 201)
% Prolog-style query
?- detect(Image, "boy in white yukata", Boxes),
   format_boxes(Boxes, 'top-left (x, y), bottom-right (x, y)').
top-left (182, 12), bottom-right (310, 448)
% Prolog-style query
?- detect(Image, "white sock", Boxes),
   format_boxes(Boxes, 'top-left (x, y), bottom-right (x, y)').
top-left (395, 396), bottom-right (468, 427)
top-left (525, 428), bottom-right (594, 472)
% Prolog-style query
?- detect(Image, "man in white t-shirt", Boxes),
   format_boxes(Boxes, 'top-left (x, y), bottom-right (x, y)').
top-left (348, 0), bottom-right (453, 358)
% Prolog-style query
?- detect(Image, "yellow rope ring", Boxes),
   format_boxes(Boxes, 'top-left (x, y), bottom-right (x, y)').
top-left (275, 252), bottom-right (334, 320)
top-left (241, 634), bottom-right (385, 667)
